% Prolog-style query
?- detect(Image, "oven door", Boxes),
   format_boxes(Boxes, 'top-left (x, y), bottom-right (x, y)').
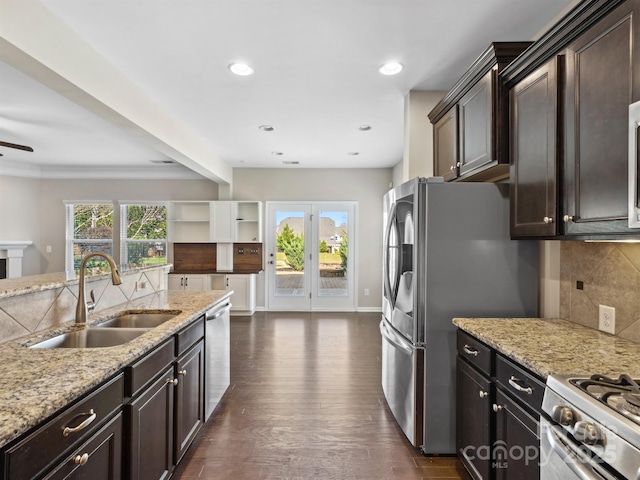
top-left (540, 417), bottom-right (619, 480)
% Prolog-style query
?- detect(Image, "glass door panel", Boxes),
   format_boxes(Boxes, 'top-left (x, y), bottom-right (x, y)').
top-left (316, 210), bottom-right (348, 298)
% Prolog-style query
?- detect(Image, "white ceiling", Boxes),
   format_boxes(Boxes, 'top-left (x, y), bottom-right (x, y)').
top-left (0, 0), bottom-right (577, 182)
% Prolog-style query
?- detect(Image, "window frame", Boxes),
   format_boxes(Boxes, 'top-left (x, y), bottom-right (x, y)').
top-left (119, 202), bottom-right (168, 267)
top-left (65, 201), bottom-right (115, 275)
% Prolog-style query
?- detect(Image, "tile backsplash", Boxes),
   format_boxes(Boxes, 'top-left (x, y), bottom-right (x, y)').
top-left (0, 267), bottom-right (167, 344)
top-left (560, 241), bottom-right (640, 343)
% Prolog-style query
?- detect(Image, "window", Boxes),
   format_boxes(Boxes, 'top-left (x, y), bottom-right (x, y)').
top-left (120, 203), bottom-right (167, 267)
top-left (65, 203), bottom-right (114, 274)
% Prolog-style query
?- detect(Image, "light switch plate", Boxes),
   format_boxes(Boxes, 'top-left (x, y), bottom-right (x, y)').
top-left (598, 305), bottom-right (616, 334)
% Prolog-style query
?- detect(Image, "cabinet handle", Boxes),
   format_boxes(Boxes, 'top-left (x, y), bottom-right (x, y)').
top-left (178, 369), bottom-right (187, 376)
top-left (463, 345), bottom-right (479, 356)
top-left (456, 162), bottom-right (461, 167)
top-left (62, 409), bottom-right (96, 437)
top-left (543, 216), bottom-right (554, 224)
top-left (493, 403), bottom-right (504, 412)
top-left (167, 378), bottom-right (179, 386)
top-left (180, 278), bottom-right (183, 287)
top-left (509, 375), bottom-right (533, 395)
top-left (185, 277), bottom-right (188, 287)
top-left (450, 166), bottom-right (455, 171)
top-left (563, 215), bottom-right (574, 223)
top-left (479, 390), bottom-right (488, 398)
top-left (74, 453), bottom-right (89, 466)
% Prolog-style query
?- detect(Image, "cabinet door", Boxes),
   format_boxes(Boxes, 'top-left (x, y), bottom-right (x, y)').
top-left (174, 341), bottom-right (205, 463)
top-left (127, 367), bottom-right (175, 480)
top-left (184, 274), bottom-right (210, 291)
top-left (211, 202), bottom-right (235, 242)
top-left (167, 274), bottom-right (185, 291)
top-left (510, 58), bottom-right (559, 238)
top-left (43, 412), bottom-right (123, 480)
top-left (228, 274), bottom-right (254, 313)
top-left (494, 389), bottom-right (539, 480)
top-left (456, 358), bottom-right (492, 480)
top-left (459, 70), bottom-right (494, 178)
top-left (563, 1), bottom-right (640, 236)
top-left (433, 106), bottom-right (459, 181)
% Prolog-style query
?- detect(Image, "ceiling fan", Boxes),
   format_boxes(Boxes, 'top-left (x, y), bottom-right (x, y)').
top-left (0, 141), bottom-right (34, 156)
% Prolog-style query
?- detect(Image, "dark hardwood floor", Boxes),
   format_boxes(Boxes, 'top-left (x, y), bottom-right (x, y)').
top-left (172, 311), bottom-right (471, 480)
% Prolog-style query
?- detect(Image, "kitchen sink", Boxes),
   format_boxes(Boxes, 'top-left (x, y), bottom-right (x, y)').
top-left (95, 310), bottom-right (181, 329)
top-left (29, 328), bottom-right (148, 349)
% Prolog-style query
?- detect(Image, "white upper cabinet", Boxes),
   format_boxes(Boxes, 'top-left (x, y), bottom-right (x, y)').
top-left (211, 201), bottom-right (262, 243)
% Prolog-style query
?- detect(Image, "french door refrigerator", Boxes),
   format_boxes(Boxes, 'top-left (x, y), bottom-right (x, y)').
top-left (380, 177), bottom-right (539, 453)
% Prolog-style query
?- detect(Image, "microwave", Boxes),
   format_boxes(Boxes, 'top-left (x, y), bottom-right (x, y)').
top-left (630, 100), bottom-right (640, 227)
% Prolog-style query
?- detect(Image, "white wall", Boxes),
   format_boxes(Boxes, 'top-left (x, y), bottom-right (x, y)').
top-left (0, 175), bottom-right (41, 275)
top-left (232, 168), bottom-right (392, 310)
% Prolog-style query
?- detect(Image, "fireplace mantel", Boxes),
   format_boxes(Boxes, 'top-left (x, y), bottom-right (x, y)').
top-left (0, 241), bottom-right (33, 278)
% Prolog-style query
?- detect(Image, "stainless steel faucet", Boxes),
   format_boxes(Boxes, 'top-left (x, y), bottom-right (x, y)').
top-left (75, 251), bottom-right (122, 324)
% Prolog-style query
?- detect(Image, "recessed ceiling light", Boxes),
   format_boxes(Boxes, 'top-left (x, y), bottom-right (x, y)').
top-left (378, 62), bottom-right (403, 76)
top-left (271, 151), bottom-right (283, 156)
top-left (229, 63), bottom-right (254, 76)
top-left (358, 125), bottom-right (372, 131)
top-left (259, 125), bottom-right (275, 132)
top-left (348, 152), bottom-right (360, 156)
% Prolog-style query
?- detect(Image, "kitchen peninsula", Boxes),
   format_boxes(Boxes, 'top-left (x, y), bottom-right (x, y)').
top-left (0, 264), bottom-right (231, 479)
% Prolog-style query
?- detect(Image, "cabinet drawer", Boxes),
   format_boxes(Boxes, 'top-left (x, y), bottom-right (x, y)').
top-left (457, 330), bottom-right (493, 376)
top-left (176, 316), bottom-right (204, 356)
top-left (126, 338), bottom-right (175, 397)
top-left (4, 373), bottom-right (124, 480)
top-left (495, 354), bottom-right (545, 413)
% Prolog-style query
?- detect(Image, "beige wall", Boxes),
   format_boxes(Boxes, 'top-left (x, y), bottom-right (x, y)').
top-left (232, 168), bottom-right (392, 310)
top-left (0, 175), bottom-right (41, 276)
top-left (0, 175), bottom-right (218, 274)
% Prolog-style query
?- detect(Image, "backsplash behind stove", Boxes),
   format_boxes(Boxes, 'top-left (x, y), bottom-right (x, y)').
top-left (560, 241), bottom-right (640, 343)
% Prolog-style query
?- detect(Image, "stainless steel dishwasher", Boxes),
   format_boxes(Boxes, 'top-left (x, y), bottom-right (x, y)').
top-left (204, 299), bottom-right (231, 421)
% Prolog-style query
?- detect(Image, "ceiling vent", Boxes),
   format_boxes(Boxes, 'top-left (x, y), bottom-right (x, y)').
top-left (150, 160), bottom-right (175, 164)
top-left (283, 161), bottom-right (299, 165)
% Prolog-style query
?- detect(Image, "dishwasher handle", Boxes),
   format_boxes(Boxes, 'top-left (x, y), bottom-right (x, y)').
top-left (206, 302), bottom-right (232, 321)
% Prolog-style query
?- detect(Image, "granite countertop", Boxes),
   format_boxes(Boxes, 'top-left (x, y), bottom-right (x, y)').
top-left (0, 289), bottom-right (231, 449)
top-left (453, 317), bottom-right (640, 379)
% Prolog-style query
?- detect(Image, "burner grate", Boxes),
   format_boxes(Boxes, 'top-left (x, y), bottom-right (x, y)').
top-left (572, 374), bottom-right (640, 423)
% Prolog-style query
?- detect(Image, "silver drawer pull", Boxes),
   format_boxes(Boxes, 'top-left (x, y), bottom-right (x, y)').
top-left (463, 345), bottom-right (479, 356)
top-left (493, 403), bottom-right (504, 412)
top-left (509, 375), bottom-right (533, 395)
top-left (178, 369), bottom-right (187, 376)
top-left (167, 378), bottom-right (179, 386)
top-left (74, 453), bottom-right (89, 466)
top-left (479, 390), bottom-right (488, 398)
top-left (62, 409), bottom-right (96, 437)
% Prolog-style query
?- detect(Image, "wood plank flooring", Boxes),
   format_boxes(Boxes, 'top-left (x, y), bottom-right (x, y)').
top-left (172, 312), bottom-right (471, 480)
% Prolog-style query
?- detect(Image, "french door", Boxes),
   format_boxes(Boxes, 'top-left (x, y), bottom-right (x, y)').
top-left (266, 202), bottom-right (356, 311)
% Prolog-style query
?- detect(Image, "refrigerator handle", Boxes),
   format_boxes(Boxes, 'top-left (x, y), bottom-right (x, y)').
top-left (380, 319), bottom-right (413, 357)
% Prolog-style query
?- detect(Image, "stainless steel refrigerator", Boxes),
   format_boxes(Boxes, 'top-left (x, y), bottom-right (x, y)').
top-left (380, 177), bottom-right (539, 453)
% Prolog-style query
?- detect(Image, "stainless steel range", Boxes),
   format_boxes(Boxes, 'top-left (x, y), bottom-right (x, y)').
top-left (542, 374), bottom-right (640, 479)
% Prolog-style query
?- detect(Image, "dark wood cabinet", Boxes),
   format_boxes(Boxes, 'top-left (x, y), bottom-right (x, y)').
top-left (493, 390), bottom-right (540, 480)
top-left (456, 330), bottom-right (541, 480)
top-left (563, 0), bottom-right (640, 236)
top-left (504, 0), bottom-right (640, 239)
top-left (127, 366), bottom-right (175, 480)
top-left (456, 357), bottom-right (492, 480)
top-left (174, 340), bottom-right (205, 463)
top-left (43, 412), bottom-right (123, 480)
top-left (433, 106), bottom-right (459, 181)
top-left (509, 58), bottom-right (560, 238)
top-left (429, 42), bottom-right (532, 183)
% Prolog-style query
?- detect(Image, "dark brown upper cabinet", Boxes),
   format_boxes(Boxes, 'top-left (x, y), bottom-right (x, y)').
top-left (429, 42), bottom-right (532, 183)
top-left (504, 0), bottom-right (639, 239)
top-left (510, 58), bottom-right (561, 238)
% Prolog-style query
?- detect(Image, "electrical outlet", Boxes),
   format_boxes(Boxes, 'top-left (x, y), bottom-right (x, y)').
top-left (364, 288), bottom-right (370, 296)
top-left (598, 305), bottom-right (616, 334)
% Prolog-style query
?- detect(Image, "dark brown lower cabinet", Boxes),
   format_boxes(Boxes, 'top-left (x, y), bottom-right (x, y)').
top-left (43, 412), bottom-right (123, 480)
top-left (493, 389), bottom-right (540, 480)
top-left (127, 366), bottom-right (175, 480)
top-left (174, 340), bottom-right (205, 463)
top-left (456, 357), bottom-right (492, 480)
